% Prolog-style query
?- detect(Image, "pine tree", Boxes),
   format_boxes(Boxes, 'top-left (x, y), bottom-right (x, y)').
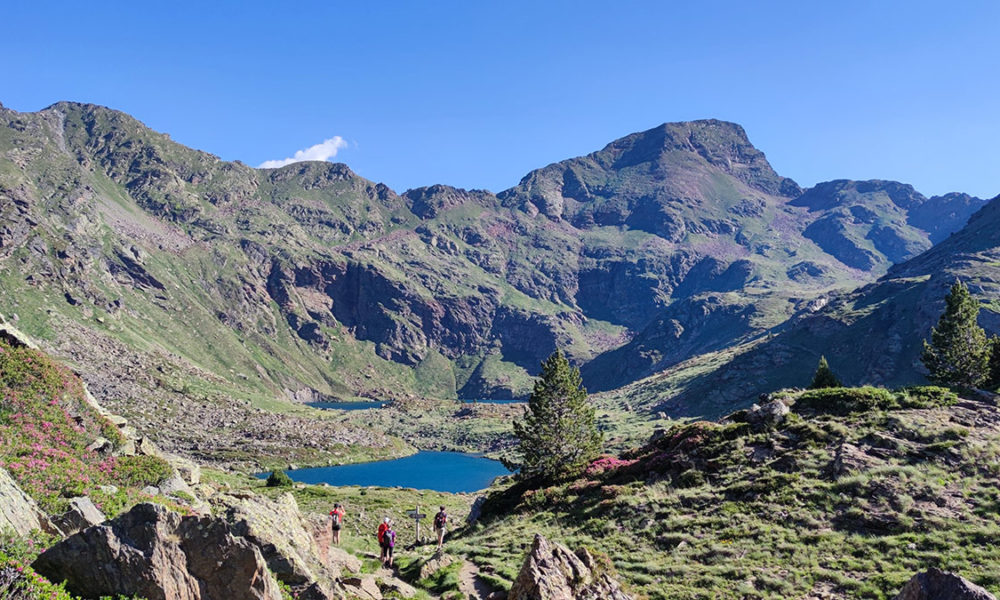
top-left (985, 335), bottom-right (1000, 390)
top-left (921, 280), bottom-right (990, 387)
top-left (512, 349), bottom-right (603, 480)
top-left (808, 355), bottom-right (841, 389)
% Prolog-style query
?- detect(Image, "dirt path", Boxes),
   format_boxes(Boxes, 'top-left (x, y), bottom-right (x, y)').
top-left (458, 559), bottom-right (497, 600)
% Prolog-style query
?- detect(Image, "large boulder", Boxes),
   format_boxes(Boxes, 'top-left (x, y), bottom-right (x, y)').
top-left (894, 568), bottom-right (996, 600)
top-left (213, 492), bottom-right (325, 585)
top-left (32, 503), bottom-right (283, 600)
top-left (0, 468), bottom-right (59, 537)
top-left (508, 534), bottom-right (633, 600)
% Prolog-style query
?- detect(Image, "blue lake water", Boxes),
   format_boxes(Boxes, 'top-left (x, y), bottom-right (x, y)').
top-left (263, 451), bottom-right (511, 493)
top-left (307, 401), bottom-right (385, 411)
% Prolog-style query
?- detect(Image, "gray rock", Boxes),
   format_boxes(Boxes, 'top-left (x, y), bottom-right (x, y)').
top-left (746, 399), bottom-right (790, 428)
top-left (115, 439), bottom-right (137, 456)
top-left (136, 436), bottom-right (163, 457)
top-left (508, 534), bottom-right (633, 600)
top-left (166, 454), bottom-right (201, 485)
top-left (341, 576), bottom-right (383, 600)
top-left (158, 471), bottom-right (192, 496)
top-left (419, 552), bottom-right (457, 580)
top-left (894, 568), bottom-right (996, 600)
top-left (32, 503), bottom-right (283, 600)
top-left (0, 467), bottom-right (59, 537)
top-left (54, 496), bottom-right (106, 536)
top-left (214, 492), bottom-right (325, 586)
top-left (86, 437), bottom-right (114, 454)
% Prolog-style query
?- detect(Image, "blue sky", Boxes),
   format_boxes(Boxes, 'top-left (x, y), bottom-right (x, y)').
top-left (3, 1), bottom-right (998, 198)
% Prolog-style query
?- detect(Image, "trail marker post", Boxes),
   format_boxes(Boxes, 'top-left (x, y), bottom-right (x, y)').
top-left (407, 506), bottom-right (427, 544)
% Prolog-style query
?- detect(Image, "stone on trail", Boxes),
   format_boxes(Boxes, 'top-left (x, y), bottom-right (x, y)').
top-left (894, 568), bottom-right (996, 600)
top-left (508, 534), bottom-right (633, 600)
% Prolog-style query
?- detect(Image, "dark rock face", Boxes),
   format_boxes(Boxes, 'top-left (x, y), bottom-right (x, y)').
top-left (53, 496), bottom-right (106, 536)
top-left (32, 503), bottom-right (283, 600)
top-left (894, 568), bottom-right (996, 600)
top-left (508, 534), bottom-right (633, 600)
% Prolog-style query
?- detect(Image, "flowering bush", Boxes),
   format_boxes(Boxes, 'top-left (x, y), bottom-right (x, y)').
top-left (0, 340), bottom-right (170, 514)
top-left (584, 455), bottom-right (637, 477)
top-left (0, 551), bottom-right (75, 600)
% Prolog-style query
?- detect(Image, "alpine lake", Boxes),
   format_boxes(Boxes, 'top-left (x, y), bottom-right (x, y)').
top-left (259, 451), bottom-right (511, 494)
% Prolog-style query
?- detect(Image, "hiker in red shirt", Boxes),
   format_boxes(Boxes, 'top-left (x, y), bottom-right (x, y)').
top-left (377, 518), bottom-right (391, 564)
top-left (329, 503), bottom-right (346, 545)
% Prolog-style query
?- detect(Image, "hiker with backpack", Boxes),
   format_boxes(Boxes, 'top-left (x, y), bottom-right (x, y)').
top-left (380, 519), bottom-right (396, 567)
top-left (433, 506), bottom-right (448, 550)
top-left (329, 503), bottom-right (346, 545)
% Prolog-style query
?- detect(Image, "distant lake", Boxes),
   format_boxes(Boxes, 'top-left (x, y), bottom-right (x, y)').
top-left (262, 451), bottom-right (511, 493)
top-left (461, 398), bottom-right (527, 404)
top-left (307, 401), bottom-right (385, 411)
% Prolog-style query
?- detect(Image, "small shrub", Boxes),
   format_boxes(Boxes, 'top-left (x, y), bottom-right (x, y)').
top-left (112, 455), bottom-right (173, 488)
top-left (793, 386), bottom-right (896, 415)
top-left (266, 470), bottom-right (294, 487)
top-left (677, 469), bottom-right (706, 488)
top-left (898, 386), bottom-right (959, 409)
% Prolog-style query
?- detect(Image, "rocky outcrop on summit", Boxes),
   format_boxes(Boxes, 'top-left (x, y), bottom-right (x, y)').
top-left (500, 120), bottom-right (801, 222)
top-left (32, 503), bottom-right (283, 600)
top-left (508, 534), bottom-right (633, 600)
top-left (894, 568), bottom-right (996, 600)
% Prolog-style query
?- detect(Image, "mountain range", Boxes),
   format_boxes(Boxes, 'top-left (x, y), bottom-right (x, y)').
top-left (0, 101), bottom-right (992, 429)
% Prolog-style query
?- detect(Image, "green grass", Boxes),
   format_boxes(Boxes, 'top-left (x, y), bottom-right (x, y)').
top-left (453, 386), bottom-right (1000, 599)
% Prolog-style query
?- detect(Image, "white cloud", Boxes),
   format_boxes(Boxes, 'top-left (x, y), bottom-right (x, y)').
top-left (258, 136), bottom-right (348, 169)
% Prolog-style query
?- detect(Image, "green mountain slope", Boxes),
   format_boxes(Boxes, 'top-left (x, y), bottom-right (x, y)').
top-left (615, 194), bottom-right (1000, 419)
top-left (0, 101), bottom-right (986, 460)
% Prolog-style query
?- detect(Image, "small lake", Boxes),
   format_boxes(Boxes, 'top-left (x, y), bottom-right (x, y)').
top-left (264, 451), bottom-right (511, 493)
top-left (307, 401), bottom-right (385, 411)
top-left (461, 398), bottom-right (527, 404)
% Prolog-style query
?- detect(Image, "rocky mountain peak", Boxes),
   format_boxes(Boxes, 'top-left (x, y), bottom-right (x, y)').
top-left (403, 184), bottom-right (497, 219)
top-left (499, 118), bottom-right (800, 221)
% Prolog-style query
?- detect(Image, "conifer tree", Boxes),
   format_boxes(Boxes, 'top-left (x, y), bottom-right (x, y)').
top-left (808, 355), bottom-right (841, 389)
top-left (921, 280), bottom-right (990, 387)
top-left (985, 335), bottom-right (1000, 390)
top-left (512, 349), bottom-right (603, 480)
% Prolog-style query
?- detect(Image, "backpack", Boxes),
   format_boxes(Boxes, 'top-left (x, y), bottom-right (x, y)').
top-left (383, 529), bottom-right (395, 548)
top-left (331, 510), bottom-right (342, 525)
top-left (434, 512), bottom-right (447, 529)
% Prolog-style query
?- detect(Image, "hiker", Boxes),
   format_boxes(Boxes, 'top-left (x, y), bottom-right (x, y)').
top-left (381, 520), bottom-right (396, 567)
top-left (377, 518), bottom-right (391, 564)
top-left (433, 505), bottom-right (448, 550)
top-left (329, 503), bottom-right (346, 545)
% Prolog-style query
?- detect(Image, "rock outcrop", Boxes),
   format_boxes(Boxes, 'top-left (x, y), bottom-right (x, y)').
top-left (53, 496), bottom-right (106, 536)
top-left (508, 534), bottom-right (633, 600)
top-left (894, 568), bottom-right (996, 600)
top-left (213, 491), bottom-right (326, 585)
top-left (32, 503), bottom-right (283, 600)
top-left (0, 467), bottom-right (59, 537)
